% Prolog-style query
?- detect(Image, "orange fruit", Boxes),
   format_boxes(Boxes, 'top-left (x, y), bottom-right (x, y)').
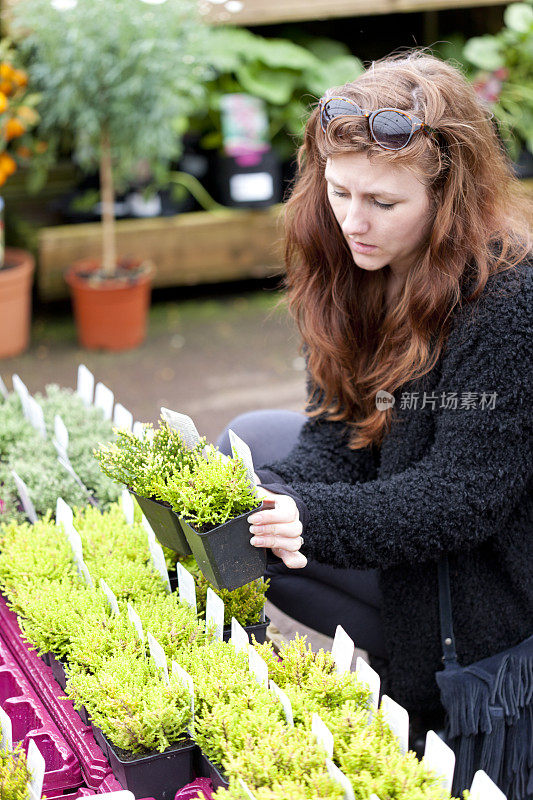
top-left (11, 69), bottom-right (28, 87)
top-left (0, 63), bottom-right (13, 80)
top-left (0, 153), bottom-right (16, 176)
top-left (0, 170), bottom-right (8, 187)
top-left (5, 118), bottom-right (26, 140)
top-left (0, 93), bottom-right (8, 114)
top-left (0, 81), bottom-right (13, 96)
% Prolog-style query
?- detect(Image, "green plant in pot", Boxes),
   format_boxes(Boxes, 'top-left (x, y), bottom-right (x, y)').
top-left (9, 0), bottom-right (211, 351)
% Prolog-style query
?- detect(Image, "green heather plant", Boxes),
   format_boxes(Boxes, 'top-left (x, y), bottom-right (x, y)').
top-left (67, 651), bottom-right (191, 753)
top-left (0, 513), bottom-right (74, 587)
top-left (210, 776), bottom-right (342, 800)
top-left (0, 743), bottom-right (31, 800)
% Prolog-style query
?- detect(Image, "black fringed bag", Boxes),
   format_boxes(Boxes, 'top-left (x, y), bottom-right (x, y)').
top-left (435, 556), bottom-right (533, 799)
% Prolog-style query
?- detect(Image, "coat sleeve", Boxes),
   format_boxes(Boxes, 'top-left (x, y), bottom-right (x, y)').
top-left (283, 266), bottom-right (533, 571)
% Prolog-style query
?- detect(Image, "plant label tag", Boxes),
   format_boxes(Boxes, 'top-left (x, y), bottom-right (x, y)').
top-left (113, 403), bottom-right (133, 432)
top-left (11, 470), bottom-right (37, 523)
top-left (172, 661), bottom-right (195, 729)
top-left (369, 795), bottom-right (382, 800)
top-left (0, 706), bottom-right (13, 751)
top-left (161, 407), bottom-right (201, 449)
top-left (229, 429), bottom-right (256, 486)
top-left (77, 364), bottom-right (95, 406)
top-left (469, 770), bottom-right (507, 800)
top-left (121, 489), bottom-right (135, 526)
top-left (312, 713), bottom-right (334, 759)
top-left (0, 374), bottom-right (8, 400)
top-left (206, 588), bottom-right (224, 641)
top-left (230, 617), bottom-right (249, 655)
top-left (127, 602), bottom-right (144, 642)
top-left (142, 514), bottom-right (156, 544)
top-left (27, 396), bottom-right (47, 437)
top-left (248, 645), bottom-right (268, 688)
top-left (148, 632), bottom-right (169, 684)
top-left (56, 497), bottom-right (74, 530)
top-left (65, 522), bottom-right (83, 560)
top-left (72, 551), bottom-right (93, 587)
top-left (380, 695), bottom-right (409, 755)
top-left (100, 578), bottom-right (120, 616)
top-left (356, 657), bottom-right (380, 715)
top-left (326, 759), bottom-right (355, 800)
top-left (12, 374), bottom-right (30, 418)
top-left (27, 738), bottom-right (46, 800)
top-left (54, 414), bottom-right (69, 453)
top-left (149, 539), bottom-right (171, 593)
top-left (269, 679), bottom-right (294, 726)
top-left (177, 563), bottom-right (197, 612)
top-left (332, 625), bottom-right (355, 675)
top-left (132, 421), bottom-right (145, 440)
top-left (94, 382), bottom-right (114, 421)
top-left (423, 730), bottom-right (456, 793)
top-left (237, 779), bottom-right (257, 800)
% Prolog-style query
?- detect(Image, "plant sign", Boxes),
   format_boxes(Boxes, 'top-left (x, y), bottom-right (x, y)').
top-left (326, 758), bottom-right (355, 800)
top-left (77, 364), bottom-right (95, 406)
top-left (230, 617), bottom-right (249, 655)
top-left (177, 562), bottom-right (197, 613)
top-left (355, 657), bottom-right (380, 716)
top-left (11, 470), bottom-right (37, 523)
top-left (100, 578), bottom-right (120, 615)
top-left (331, 624), bottom-right (355, 675)
top-left (229, 429), bottom-right (256, 487)
top-left (113, 403), bottom-right (133, 432)
top-left (0, 706), bottom-right (13, 751)
top-left (312, 713), bottom-right (334, 760)
top-left (248, 644), bottom-right (268, 688)
top-left (469, 770), bottom-right (507, 800)
top-left (94, 382), bottom-right (114, 421)
top-left (161, 407), bottom-right (201, 449)
top-left (26, 739), bottom-right (45, 800)
top-left (172, 660), bottom-right (195, 731)
top-left (0, 374), bottom-right (8, 400)
top-left (127, 602), bottom-right (145, 642)
top-left (121, 488), bottom-right (134, 526)
top-left (380, 695), bottom-right (409, 755)
top-left (147, 632), bottom-right (169, 684)
top-left (423, 730), bottom-right (456, 794)
top-left (269, 679), bottom-right (294, 727)
top-left (206, 587), bottom-right (224, 640)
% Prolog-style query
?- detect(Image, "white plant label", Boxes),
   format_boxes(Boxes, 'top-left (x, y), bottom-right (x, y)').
top-left (228, 429), bottom-right (256, 486)
top-left (423, 730), bottom-right (456, 793)
top-left (27, 396), bottom-right (46, 437)
top-left (332, 625), bottom-right (355, 675)
top-left (72, 551), bottom-right (93, 587)
top-left (206, 588), bottom-right (224, 641)
top-left (248, 645), bottom-right (268, 688)
top-left (326, 759), bottom-right (355, 800)
top-left (142, 514), bottom-right (156, 544)
top-left (177, 563), bottom-right (197, 613)
top-left (100, 578), bottom-right (120, 616)
top-left (161, 407), bottom-right (201, 449)
top-left (469, 770), bottom-right (506, 800)
top-left (356, 657), bottom-right (381, 715)
top-left (94, 381), bottom-right (114, 420)
top-left (269, 679), bottom-right (294, 726)
top-left (237, 779), bottom-right (257, 800)
top-left (0, 374), bottom-right (8, 400)
top-left (54, 415), bottom-right (69, 453)
top-left (149, 539), bottom-right (171, 593)
top-left (121, 489), bottom-right (135, 526)
top-left (26, 739), bottom-right (46, 800)
top-left (65, 522), bottom-right (83, 560)
top-left (148, 632), bottom-right (169, 684)
top-left (12, 374), bottom-right (30, 418)
top-left (113, 403), bottom-right (133, 432)
top-left (230, 617), bottom-right (249, 655)
top-left (77, 364), bottom-right (95, 406)
top-left (172, 661), bottom-right (195, 728)
top-left (127, 602), bottom-right (144, 642)
top-left (380, 695), bottom-right (409, 755)
top-left (0, 706), bottom-right (13, 751)
top-left (132, 421), bottom-right (145, 440)
top-left (312, 713), bottom-right (334, 759)
top-left (11, 470), bottom-right (37, 523)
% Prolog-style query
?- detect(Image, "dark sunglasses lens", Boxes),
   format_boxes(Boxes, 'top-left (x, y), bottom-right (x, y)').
top-left (371, 110), bottom-right (413, 149)
top-left (321, 98), bottom-right (362, 130)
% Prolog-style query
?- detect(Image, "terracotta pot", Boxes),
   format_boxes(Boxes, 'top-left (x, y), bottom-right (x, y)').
top-left (65, 257), bottom-right (153, 351)
top-left (0, 248), bottom-right (34, 359)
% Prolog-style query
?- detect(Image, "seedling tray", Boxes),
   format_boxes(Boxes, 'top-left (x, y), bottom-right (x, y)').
top-left (130, 490), bottom-right (191, 555)
top-left (181, 501), bottom-right (272, 591)
top-left (195, 751), bottom-right (229, 790)
top-left (105, 733), bottom-right (198, 800)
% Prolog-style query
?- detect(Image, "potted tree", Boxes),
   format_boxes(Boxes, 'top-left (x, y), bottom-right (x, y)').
top-left (9, 0), bottom-right (212, 351)
top-left (0, 40), bottom-right (42, 359)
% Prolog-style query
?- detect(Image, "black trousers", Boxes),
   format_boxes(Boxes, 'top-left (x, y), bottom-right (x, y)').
top-left (217, 409), bottom-right (389, 661)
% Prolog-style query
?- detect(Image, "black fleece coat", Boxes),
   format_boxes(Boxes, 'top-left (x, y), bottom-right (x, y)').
top-left (257, 258), bottom-right (533, 713)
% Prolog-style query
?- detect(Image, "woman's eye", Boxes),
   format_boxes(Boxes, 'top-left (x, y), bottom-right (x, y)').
top-left (373, 199), bottom-right (395, 209)
top-left (331, 189), bottom-right (348, 197)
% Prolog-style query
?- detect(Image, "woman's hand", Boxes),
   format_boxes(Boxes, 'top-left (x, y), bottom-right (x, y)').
top-left (248, 487), bottom-right (307, 569)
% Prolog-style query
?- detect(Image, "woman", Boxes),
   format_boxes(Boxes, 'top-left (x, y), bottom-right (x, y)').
top-left (217, 51), bottom-right (532, 723)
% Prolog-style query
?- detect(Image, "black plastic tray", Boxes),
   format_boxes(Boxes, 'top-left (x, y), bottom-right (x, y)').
top-left (129, 490), bottom-right (191, 555)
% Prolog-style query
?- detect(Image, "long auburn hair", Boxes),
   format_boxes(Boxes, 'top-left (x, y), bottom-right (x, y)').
top-left (284, 48), bottom-right (532, 451)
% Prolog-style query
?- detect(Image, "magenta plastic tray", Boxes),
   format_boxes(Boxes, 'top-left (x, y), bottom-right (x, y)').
top-left (0, 593), bottom-right (115, 790)
top-left (0, 638), bottom-right (83, 793)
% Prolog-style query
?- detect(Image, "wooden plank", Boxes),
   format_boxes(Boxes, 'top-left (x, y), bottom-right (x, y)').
top-left (37, 205), bottom-right (285, 300)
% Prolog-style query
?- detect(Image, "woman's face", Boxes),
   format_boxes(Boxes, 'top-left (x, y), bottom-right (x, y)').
top-left (325, 151), bottom-right (433, 282)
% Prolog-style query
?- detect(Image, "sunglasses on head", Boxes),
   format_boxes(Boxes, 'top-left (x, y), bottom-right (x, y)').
top-left (318, 95), bottom-right (439, 151)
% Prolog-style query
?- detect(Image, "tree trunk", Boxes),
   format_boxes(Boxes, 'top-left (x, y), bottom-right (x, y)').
top-left (100, 127), bottom-right (117, 278)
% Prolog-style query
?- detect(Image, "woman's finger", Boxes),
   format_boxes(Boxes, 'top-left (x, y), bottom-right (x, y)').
top-left (249, 519), bottom-right (303, 538)
top-left (251, 534), bottom-right (304, 552)
top-left (248, 495), bottom-right (298, 526)
top-left (273, 548), bottom-right (307, 569)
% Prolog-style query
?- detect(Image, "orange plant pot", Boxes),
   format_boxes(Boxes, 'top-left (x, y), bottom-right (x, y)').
top-left (0, 248), bottom-right (34, 359)
top-left (65, 258), bottom-right (153, 352)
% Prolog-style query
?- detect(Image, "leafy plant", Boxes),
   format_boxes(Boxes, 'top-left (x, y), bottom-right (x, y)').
top-left (0, 743), bottom-right (31, 800)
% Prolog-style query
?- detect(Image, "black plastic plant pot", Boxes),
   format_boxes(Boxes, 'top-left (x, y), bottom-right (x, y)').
top-left (91, 723), bottom-right (110, 760)
top-left (222, 616), bottom-right (270, 645)
top-left (49, 653), bottom-right (67, 691)
top-left (195, 750), bottom-right (229, 790)
top-left (181, 501), bottom-right (274, 592)
top-left (105, 734), bottom-right (197, 800)
top-left (129, 489), bottom-right (191, 556)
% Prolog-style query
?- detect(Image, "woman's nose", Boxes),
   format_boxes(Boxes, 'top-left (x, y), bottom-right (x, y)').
top-left (341, 201), bottom-right (370, 237)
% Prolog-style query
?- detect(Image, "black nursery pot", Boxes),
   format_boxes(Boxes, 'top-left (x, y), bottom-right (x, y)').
top-left (129, 490), bottom-right (191, 556)
top-left (105, 734), bottom-right (197, 800)
top-left (195, 750), bottom-right (229, 790)
top-left (181, 501), bottom-right (273, 592)
top-left (49, 653), bottom-right (67, 691)
top-left (211, 149), bottom-right (282, 209)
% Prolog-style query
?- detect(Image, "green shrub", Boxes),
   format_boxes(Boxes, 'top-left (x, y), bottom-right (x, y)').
top-left (0, 743), bottom-right (31, 800)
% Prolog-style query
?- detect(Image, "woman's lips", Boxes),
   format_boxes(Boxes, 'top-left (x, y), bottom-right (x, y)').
top-left (349, 239), bottom-right (377, 254)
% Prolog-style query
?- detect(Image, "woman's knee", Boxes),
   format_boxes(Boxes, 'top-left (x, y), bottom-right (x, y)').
top-left (216, 409), bottom-right (306, 464)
